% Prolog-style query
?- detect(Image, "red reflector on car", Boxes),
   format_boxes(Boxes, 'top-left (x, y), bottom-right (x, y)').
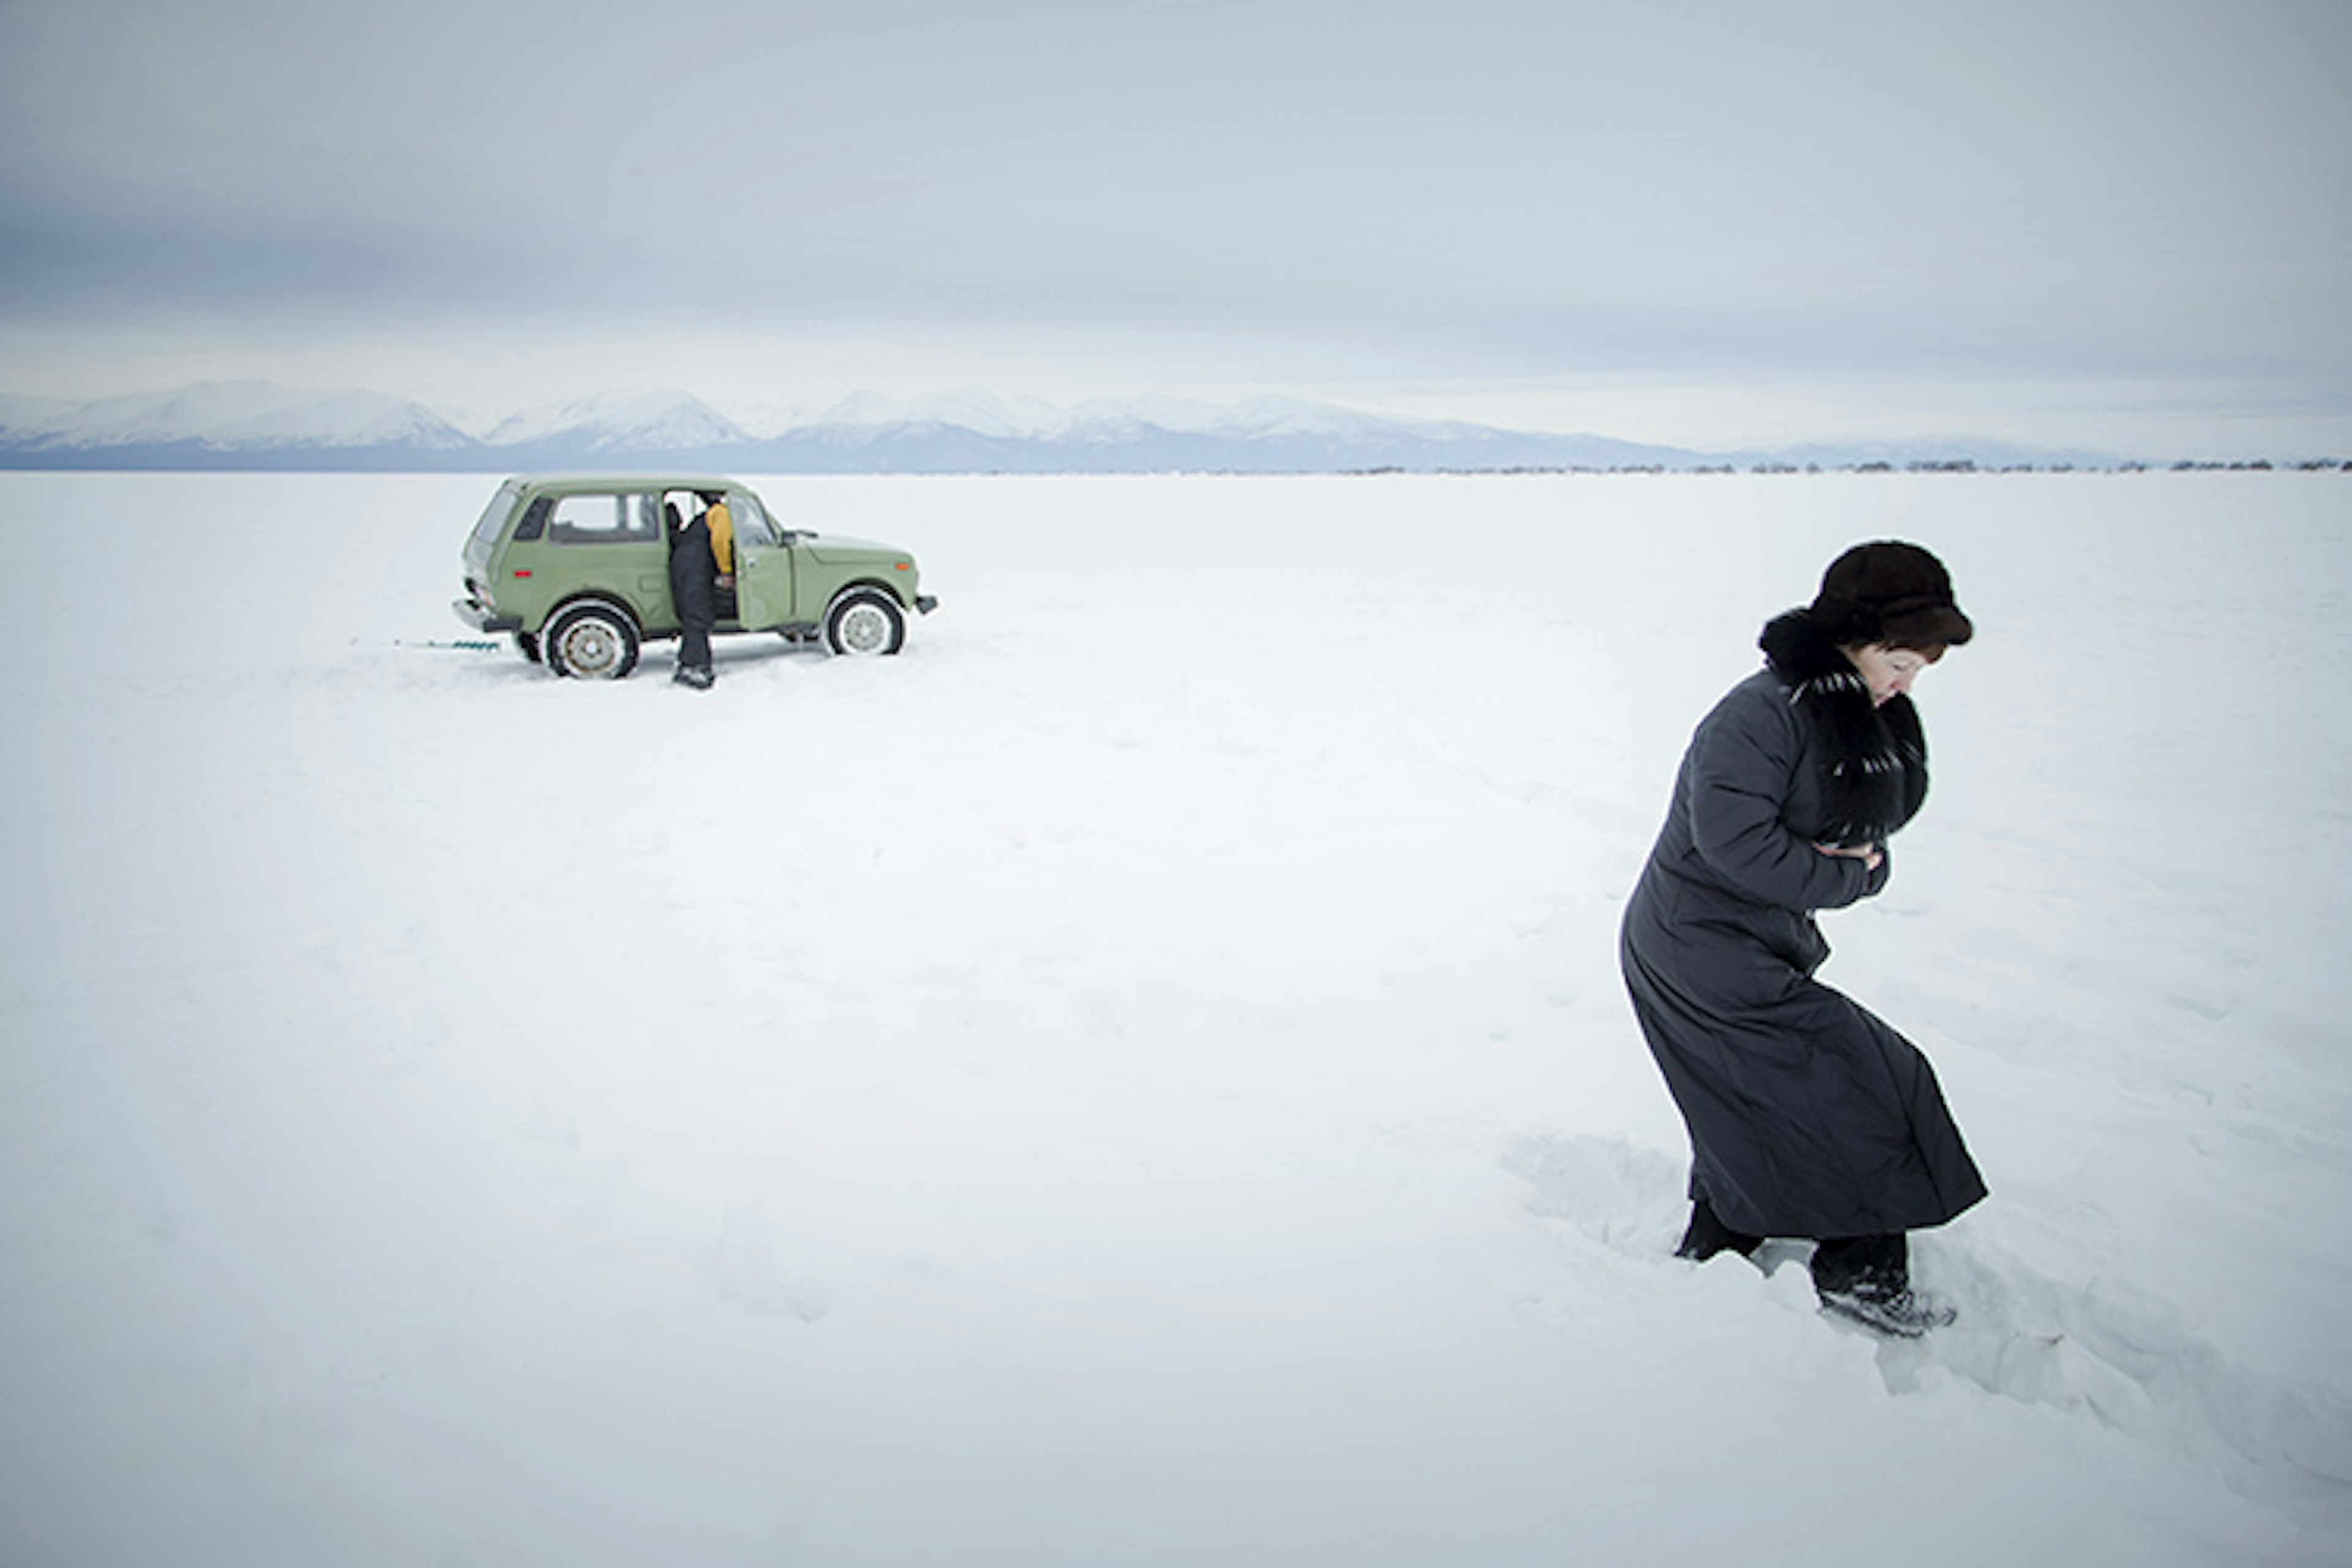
top-left (894, 560), bottom-right (910, 570)
top-left (513, 568), bottom-right (532, 578)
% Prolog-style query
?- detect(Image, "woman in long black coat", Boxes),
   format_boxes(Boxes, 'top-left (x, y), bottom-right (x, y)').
top-left (1620, 541), bottom-right (1988, 1336)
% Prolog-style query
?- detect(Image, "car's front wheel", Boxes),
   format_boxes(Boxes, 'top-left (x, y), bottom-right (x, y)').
top-left (545, 603), bottom-right (639, 679)
top-left (824, 589), bottom-right (907, 656)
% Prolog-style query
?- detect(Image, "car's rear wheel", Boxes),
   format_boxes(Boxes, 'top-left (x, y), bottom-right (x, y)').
top-left (545, 603), bottom-right (639, 679)
top-left (824, 589), bottom-right (906, 656)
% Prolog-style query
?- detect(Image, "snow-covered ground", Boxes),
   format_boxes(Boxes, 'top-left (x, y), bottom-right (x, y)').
top-left (2, 470), bottom-right (2347, 1565)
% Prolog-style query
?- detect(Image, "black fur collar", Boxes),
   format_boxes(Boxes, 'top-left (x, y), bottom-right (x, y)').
top-left (1758, 609), bottom-right (1929, 845)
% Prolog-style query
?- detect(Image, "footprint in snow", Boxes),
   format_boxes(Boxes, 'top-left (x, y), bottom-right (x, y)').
top-left (711, 1206), bottom-right (832, 1324)
top-left (1501, 1133), bottom-right (2351, 1536)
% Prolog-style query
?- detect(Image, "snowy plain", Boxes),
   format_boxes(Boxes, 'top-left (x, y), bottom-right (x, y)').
top-left (2, 469), bottom-right (2348, 1566)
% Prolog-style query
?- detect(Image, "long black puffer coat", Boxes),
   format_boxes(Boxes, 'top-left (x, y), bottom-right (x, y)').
top-left (1619, 610), bottom-right (1987, 1240)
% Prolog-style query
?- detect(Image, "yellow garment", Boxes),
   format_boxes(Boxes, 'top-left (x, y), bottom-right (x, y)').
top-left (705, 500), bottom-right (734, 575)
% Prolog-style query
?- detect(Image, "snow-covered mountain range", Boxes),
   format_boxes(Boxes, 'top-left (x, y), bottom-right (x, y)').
top-left (0, 380), bottom-right (2130, 473)
top-left (0, 383), bottom-right (479, 458)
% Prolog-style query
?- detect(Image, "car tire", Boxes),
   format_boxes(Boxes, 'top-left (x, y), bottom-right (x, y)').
top-left (516, 630), bottom-right (542, 664)
top-left (824, 589), bottom-right (907, 657)
top-left (545, 603), bottom-right (639, 679)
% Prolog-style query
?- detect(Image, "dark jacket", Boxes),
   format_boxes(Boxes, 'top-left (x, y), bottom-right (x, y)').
top-left (1619, 611), bottom-right (1987, 1239)
top-left (669, 512), bottom-right (718, 672)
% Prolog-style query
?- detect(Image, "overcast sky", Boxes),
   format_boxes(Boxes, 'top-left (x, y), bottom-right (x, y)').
top-left (2, 0), bottom-right (2346, 452)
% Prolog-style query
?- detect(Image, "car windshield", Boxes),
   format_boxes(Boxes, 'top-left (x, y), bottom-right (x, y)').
top-left (469, 481), bottom-right (522, 548)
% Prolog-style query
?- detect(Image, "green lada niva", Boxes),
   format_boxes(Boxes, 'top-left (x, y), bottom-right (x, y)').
top-left (453, 474), bottom-right (938, 677)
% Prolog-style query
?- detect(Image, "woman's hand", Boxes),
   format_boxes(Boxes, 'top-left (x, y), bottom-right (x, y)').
top-left (1814, 840), bottom-right (1884, 873)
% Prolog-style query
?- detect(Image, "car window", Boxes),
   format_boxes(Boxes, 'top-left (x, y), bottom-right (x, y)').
top-left (546, 493), bottom-right (658, 545)
top-left (469, 481), bottom-right (523, 548)
top-left (728, 491), bottom-right (779, 548)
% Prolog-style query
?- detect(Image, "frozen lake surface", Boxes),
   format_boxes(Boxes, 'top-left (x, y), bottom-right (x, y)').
top-left (2, 470), bottom-right (2348, 1564)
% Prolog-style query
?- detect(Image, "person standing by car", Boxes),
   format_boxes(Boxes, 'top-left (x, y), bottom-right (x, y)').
top-left (1618, 540), bottom-right (1988, 1336)
top-left (701, 489), bottom-right (736, 601)
top-left (668, 496), bottom-right (722, 689)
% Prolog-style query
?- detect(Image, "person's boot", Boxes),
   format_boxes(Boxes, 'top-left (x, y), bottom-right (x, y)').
top-left (1811, 1234), bottom-right (1954, 1337)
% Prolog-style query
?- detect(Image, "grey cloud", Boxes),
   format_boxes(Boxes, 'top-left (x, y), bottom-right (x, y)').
top-left (2, 0), bottom-right (2347, 404)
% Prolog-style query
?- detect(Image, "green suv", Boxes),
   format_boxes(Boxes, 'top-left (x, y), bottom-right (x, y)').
top-left (453, 475), bottom-right (938, 677)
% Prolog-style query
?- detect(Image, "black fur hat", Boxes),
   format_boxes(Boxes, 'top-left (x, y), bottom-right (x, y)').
top-left (1808, 541), bottom-right (1973, 650)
